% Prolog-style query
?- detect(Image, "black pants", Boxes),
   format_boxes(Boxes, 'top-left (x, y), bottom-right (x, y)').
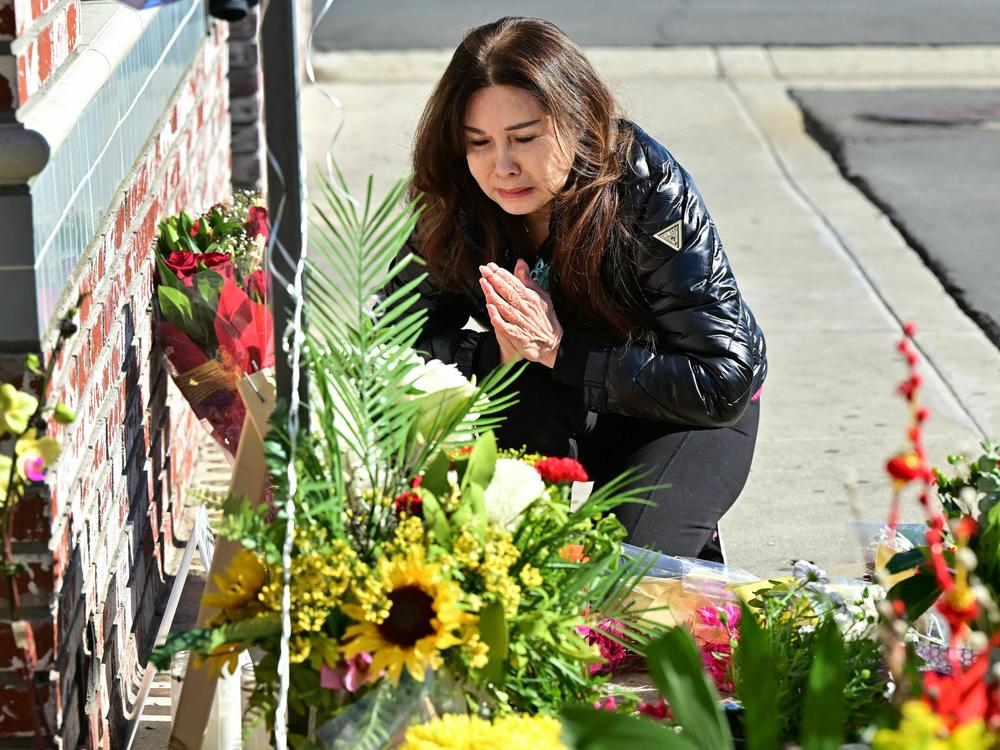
top-left (494, 364), bottom-right (760, 560)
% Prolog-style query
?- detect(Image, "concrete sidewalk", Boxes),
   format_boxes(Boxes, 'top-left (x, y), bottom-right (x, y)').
top-left (302, 47), bottom-right (1000, 577)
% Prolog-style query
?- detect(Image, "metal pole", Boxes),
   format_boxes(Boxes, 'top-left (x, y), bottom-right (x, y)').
top-left (260, 0), bottom-right (309, 408)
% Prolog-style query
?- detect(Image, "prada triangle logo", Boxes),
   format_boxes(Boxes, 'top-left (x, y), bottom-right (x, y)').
top-left (653, 220), bottom-right (682, 251)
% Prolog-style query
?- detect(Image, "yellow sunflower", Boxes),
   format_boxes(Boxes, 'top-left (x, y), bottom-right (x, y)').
top-left (342, 547), bottom-right (473, 685)
top-left (203, 548), bottom-right (267, 624)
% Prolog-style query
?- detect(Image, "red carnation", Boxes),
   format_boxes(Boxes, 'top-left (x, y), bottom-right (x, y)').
top-left (535, 456), bottom-right (588, 483)
top-left (393, 490), bottom-right (422, 515)
top-left (246, 206), bottom-right (270, 242)
top-left (163, 250), bottom-right (199, 278)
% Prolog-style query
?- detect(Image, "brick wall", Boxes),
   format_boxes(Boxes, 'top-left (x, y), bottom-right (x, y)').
top-left (0, 6), bottom-right (231, 748)
top-left (0, 0), bottom-right (80, 111)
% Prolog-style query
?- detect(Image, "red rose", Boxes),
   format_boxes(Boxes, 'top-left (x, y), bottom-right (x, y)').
top-left (246, 206), bottom-right (270, 242)
top-left (198, 252), bottom-right (235, 279)
top-left (246, 269), bottom-right (270, 303)
top-left (535, 456), bottom-right (588, 483)
top-left (163, 251), bottom-right (199, 278)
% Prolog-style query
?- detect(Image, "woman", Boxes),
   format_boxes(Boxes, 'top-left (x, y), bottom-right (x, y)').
top-left (385, 17), bottom-right (767, 560)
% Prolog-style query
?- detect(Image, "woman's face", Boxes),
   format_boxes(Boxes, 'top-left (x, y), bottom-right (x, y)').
top-left (463, 85), bottom-right (574, 221)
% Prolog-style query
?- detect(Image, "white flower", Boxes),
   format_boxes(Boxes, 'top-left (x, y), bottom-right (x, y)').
top-left (402, 357), bottom-right (477, 437)
top-left (792, 560), bottom-right (829, 585)
top-left (484, 458), bottom-right (546, 527)
top-left (834, 585), bottom-right (885, 641)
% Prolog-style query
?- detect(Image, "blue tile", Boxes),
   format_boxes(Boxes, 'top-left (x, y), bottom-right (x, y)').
top-left (28, 0), bottom-right (206, 335)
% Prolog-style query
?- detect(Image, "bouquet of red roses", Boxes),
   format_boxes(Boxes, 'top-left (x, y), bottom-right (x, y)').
top-left (154, 191), bottom-right (274, 455)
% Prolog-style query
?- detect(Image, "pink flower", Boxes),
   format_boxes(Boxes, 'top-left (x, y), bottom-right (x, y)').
top-left (700, 641), bottom-right (735, 695)
top-left (23, 455), bottom-right (46, 482)
top-left (577, 618), bottom-right (633, 676)
top-left (320, 653), bottom-right (376, 693)
top-left (592, 696), bottom-right (617, 711)
top-left (697, 604), bottom-right (741, 639)
top-left (637, 699), bottom-right (670, 720)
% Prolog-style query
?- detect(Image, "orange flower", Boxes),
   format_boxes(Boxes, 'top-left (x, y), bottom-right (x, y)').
top-left (560, 544), bottom-right (589, 563)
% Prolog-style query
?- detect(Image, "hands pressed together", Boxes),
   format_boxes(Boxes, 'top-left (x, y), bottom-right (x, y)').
top-left (478, 260), bottom-right (563, 368)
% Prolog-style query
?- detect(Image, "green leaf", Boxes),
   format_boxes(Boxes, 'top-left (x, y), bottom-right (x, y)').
top-left (559, 707), bottom-right (698, 750)
top-left (735, 603), bottom-right (780, 750)
top-left (192, 268), bottom-right (225, 322)
top-left (416, 488), bottom-right (451, 547)
top-left (157, 286), bottom-right (209, 345)
top-left (421, 450), bottom-right (451, 496)
top-left (887, 572), bottom-right (941, 621)
top-left (799, 620), bottom-right (846, 750)
top-left (462, 430), bottom-right (497, 490)
top-left (884, 547), bottom-right (928, 574)
top-left (646, 628), bottom-right (732, 749)
top-left (477, 600), bottom-right (507, 685)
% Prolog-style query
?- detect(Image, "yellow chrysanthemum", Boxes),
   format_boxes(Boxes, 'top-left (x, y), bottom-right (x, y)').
top-left (872, 701), bottom-right (995, 750)
top-left (342, 547), bottom-right (474, 685)
top-left (400, 713), bottom-right (567, 750)
top-left (203, 549), bottom-right (266, 624)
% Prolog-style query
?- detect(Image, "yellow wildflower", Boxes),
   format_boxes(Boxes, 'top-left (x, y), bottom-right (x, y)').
top-left (518, 564), bottom-right (542, 588)
top-left (454, 529), bottom-right (482, 570)
top-left (872, 701), bottom-right (995, 750)
top-left (258, 528), bottom-right (355, 634)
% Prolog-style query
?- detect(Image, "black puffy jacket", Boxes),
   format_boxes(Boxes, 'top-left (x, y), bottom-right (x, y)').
top-left (385, 123), bottom-right (767, 428)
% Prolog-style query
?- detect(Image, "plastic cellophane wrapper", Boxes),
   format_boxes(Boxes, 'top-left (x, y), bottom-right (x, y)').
top-left (158, 278), bottom-right (274, 458)
top-left (852, 523), bottom-right (978, 673)
top-left (620, 543), bottom-right (758, 643)
top-left (313, 669), bottom-right (467, 750)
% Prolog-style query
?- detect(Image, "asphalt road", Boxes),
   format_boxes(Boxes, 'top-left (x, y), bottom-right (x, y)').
top-left (311, 0), bottom-right (1000, 50)
top-left (792, 88), bottom-right (1000, 349)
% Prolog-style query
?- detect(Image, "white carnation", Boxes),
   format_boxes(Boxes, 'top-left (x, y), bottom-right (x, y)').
top-left (484, 458), bottom-right (546, 527)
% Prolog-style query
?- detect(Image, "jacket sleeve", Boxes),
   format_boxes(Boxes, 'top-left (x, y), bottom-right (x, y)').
top-left (552, 151), bottom-right (760, 427)
top-left (382, 233), bottom-right (501, 381)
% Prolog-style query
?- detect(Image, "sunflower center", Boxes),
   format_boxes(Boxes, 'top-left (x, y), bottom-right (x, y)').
top-left (377, 585), bottom-right (436, 647)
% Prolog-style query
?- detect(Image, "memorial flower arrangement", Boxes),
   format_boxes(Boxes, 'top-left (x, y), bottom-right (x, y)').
top-left (153, 191), bottom-right (274, 454)
top-left (558, 324), bottom-right (1000, 750)
top-left (153, 174), bottom-right (659, 747)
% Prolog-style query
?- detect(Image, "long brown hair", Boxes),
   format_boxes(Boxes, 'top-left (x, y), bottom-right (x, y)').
top-left (410, 16), bottom-right (642, 338)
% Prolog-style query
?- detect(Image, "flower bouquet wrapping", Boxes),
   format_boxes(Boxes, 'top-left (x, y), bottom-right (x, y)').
top-left (152, 174), bottom-right (663, 748)
top-left (154, 192), bottom-right (274, 455)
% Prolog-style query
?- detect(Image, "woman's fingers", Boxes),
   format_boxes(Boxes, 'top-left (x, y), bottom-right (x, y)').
top-left (479, 277), bottom-right (530, 328)
top-left (480, 263), bottom-right (533, 306)
top-left (486, 303), bottom-right (525, 343)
